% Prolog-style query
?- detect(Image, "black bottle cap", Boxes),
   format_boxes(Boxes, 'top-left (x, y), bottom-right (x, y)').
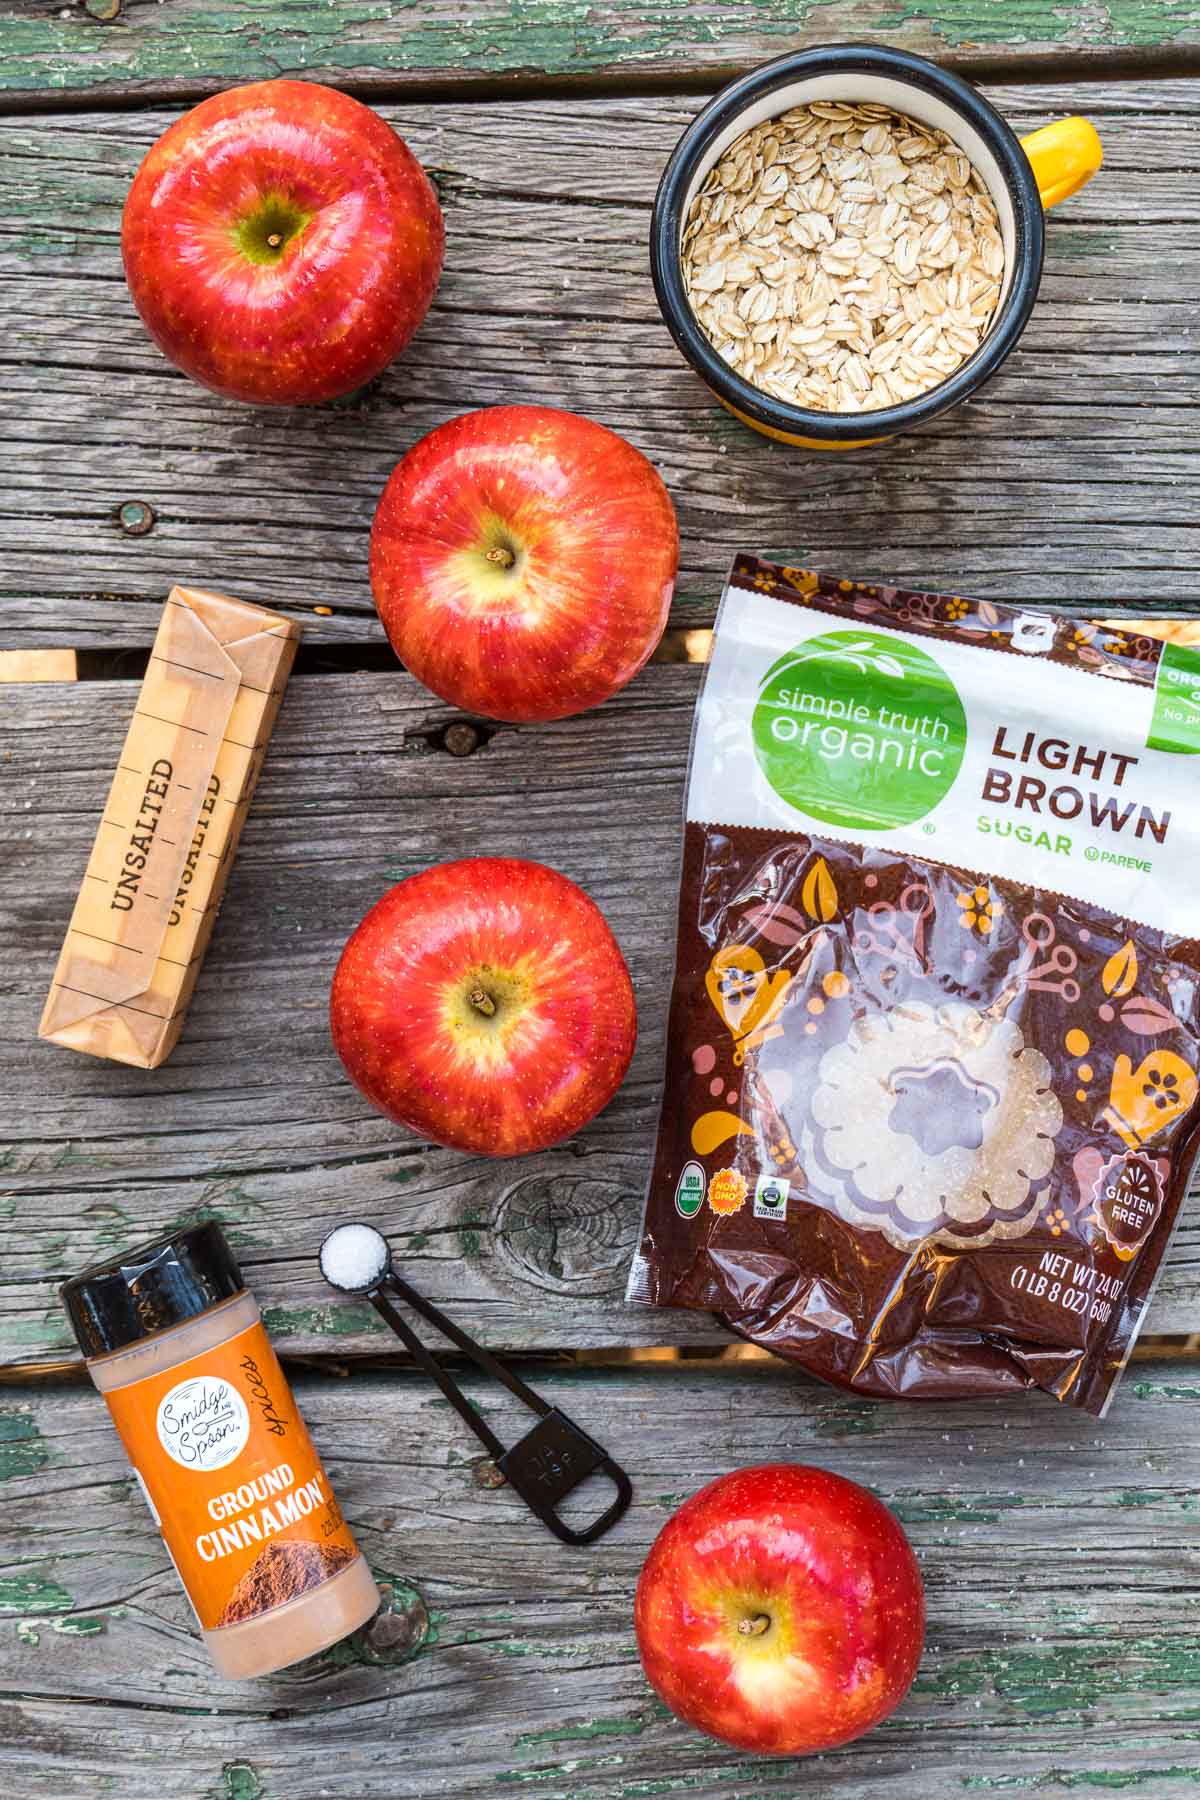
top-left (60, 1221), bottom-right (245, 1360)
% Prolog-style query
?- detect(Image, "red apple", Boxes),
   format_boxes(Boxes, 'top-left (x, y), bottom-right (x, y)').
top-left (636, 1464), bottom-right (924, 1756)
top-left (330, 857), bottom-right (636, 1157)
top-left (369, 405), bottom-right (678, 722)
top-left (122, 80), bottom-right (444, 406)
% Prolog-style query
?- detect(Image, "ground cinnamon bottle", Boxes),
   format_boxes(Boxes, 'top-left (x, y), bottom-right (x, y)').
top-left (62, 1222), bottom-right (380, 1678)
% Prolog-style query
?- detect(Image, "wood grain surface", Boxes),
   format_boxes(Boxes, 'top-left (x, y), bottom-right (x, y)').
top-left (2, 664), bottom-right (719, 1366)
top-left (2, 1361), bottom-right (1198, 1798)
top-left (2, 82), bottom-right (1199, 650)
top-left (6, 665), bottom-right (1200, 1367)
top-left (2, 0), bottom-right (1200, 107)
top-left (4, 15), bottom-right (1200, 1795)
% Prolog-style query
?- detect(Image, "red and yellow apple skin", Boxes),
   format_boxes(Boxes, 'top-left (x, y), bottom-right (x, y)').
top-left (369, 405), bottom-right (679, 723)
top-left (635, 1464), bottom-right (924, 1757)
top-left (122, 80), bottom-right (444, 406)
top-left (330, 857), bottom-right (636, 1157)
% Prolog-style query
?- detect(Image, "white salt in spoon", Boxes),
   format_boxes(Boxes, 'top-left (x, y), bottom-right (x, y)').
top-left (319, 1221), bottom-right (391, 1294)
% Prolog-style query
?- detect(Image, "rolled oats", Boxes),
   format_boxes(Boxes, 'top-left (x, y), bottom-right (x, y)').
top-left (681, 102), bottom-right (1005, 414)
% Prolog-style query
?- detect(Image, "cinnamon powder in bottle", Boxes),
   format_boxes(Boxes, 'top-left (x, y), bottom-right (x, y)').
top-left (62, 1223), bottom-right (380, 1678)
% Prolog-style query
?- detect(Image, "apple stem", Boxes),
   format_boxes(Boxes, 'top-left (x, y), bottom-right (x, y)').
top-left (267, 232), bottom-right (283, 248)
top-left (737, 1614), bottom-right (771, 1638)
top-left (485, 546), bottom-right (516, 570)
top-left (469, 987), bottom-right (497, 1017)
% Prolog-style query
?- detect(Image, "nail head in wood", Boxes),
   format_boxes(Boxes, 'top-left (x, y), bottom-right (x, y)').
top-left (443, 721), bottom-right (482, 758)
top-left (116, 499), bottom-right (156, 537)
top-left (352, 1580), bottom-right (430, 1666)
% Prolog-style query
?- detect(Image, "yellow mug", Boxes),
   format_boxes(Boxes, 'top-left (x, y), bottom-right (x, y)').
top-left (650, 45), bottom-right (1102, 450)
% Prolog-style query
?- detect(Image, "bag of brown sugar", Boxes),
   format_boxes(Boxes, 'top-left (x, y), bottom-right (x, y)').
top-left (628, 557), bottom-right (1200, 1414)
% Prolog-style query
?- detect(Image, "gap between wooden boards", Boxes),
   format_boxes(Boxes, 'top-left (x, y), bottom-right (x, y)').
top-left (4, 44), bottom-right (1200, 118)
top-left (4, 1332), bottom-right (1197, 1388)
top-left (7, 616), bottom-right (1200, 688)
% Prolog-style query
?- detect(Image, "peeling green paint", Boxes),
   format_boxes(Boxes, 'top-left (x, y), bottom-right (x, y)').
top-left (503, 1749), bottom-right (773, 1792)
top-left (1130, 1379), bottom-right (1200, 1401)
top-left (318, 1572), bottom-right (438, 1669)
top-left (458, 1213), bottom-right (486, 1259)
top-left (52, 1614), bottom-right (106, 1638)
top-left (919, 1634), bottom-right (1200, 1718)
top-left (491, 1635), bottom-right (618, 1661)
top-left (962, 1769), bottom-right (1200, 1791)
top-left (3, 0), bottom-right (1199, 99)
top-left (495, 1754), bottom-right (632, 1788)
top-left (0, 1571), bottom-right (74, 1616)
top-left (215, 1765), bottom-right (265, 1800)
top-left (381, 864), bottom-right (433, 882)
top-left (1049, 227), bottom-right (1120, 261)
top-left (890, 1490), bottom-right (1029, 1526)
top-left (516, 1714), bottom-right (655, 1747)
top-left (53, 1140), bottom-right (97, 1169)
top-left (0, 1408), bottom-right (50, 1481)
top-left (260, 1300), bottom-right (384, 1337)
top-left (16, 1611), bottom-right (112, 1647)
top-left (814, 1397), bottom-right (882, 1436)
top-left (0, 1313), bottom-right (75, 1350)
top-left (1115, 1486), bottom-right (1195, 1512)
top-left (185, 1183), bottom-right (268, 1247)
top-left (82, 1201), bottom-right (136, 1258)
top-left (873, 0), bottom-right (1200, 49)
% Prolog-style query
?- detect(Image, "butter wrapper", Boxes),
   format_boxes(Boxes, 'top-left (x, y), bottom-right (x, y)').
top-left (40, 586), bottom-right (301, 1068)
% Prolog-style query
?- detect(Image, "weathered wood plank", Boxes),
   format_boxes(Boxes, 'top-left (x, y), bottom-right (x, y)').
top-left (4, 667), bottom-right (1200, 1366)
top-left (2, 0), bottom-right (1200, 107)
top-left (1, 1361), bottom-right (1198, 1796)
top-left (2, 82), bottom-right (1199, 649)
top-left (1, 664), bottom-right (717, 1365)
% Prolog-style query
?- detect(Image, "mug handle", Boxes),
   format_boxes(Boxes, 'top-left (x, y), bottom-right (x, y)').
top-left (1019, 117), bottom-right (1103, 209)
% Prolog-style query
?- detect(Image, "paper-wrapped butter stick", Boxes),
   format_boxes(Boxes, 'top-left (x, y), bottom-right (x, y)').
top-left (40, 586), bottom-right (301, 1069)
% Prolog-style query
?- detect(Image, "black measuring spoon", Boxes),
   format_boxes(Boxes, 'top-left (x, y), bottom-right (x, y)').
top-left (318, 1221), bottom-right (632, 1546)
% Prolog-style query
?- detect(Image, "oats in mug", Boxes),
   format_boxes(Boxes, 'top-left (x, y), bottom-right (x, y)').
top-left (681, 102), bottom-right (1005, 413)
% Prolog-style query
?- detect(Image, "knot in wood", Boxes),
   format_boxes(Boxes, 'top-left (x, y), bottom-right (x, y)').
top-left (491, 1171), bottom-right (635, 1297)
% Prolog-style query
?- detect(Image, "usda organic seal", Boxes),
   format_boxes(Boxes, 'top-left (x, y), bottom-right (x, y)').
top-left (674, 1161), bottom-right (706, 1219)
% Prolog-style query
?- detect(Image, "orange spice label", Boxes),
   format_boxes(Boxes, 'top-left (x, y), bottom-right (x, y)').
top-left (103, 1321), bottom-right (359, 1631)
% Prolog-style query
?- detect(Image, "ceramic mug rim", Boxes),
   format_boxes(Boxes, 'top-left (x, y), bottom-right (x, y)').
top-left (650, 43), bottom-right (1046, 442)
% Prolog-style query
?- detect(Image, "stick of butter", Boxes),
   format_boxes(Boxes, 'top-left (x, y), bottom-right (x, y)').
top-left (39, 586), bottom-right (301, 1069)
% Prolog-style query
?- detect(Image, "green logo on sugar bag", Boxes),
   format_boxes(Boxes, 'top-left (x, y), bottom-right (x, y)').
top-left (674, 1161), bottom-right (706, 1219)
top-left (1148, 643), bottom-right (1200, 755)
top-left (751, 630), bottom-right (967, 830)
